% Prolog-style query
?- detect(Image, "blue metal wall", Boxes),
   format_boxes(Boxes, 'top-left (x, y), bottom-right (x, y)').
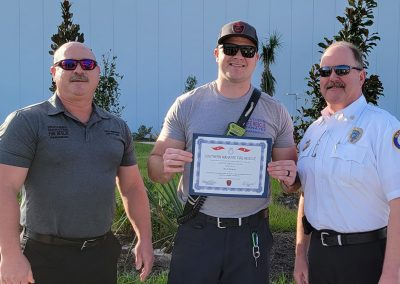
top-left (1, 0), bottom-right (399, 132)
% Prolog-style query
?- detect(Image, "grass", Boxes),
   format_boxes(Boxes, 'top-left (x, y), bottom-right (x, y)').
top-left (273, 273), bottom-right (295, 284)
top-left (133, 142), bottom-right (154, 178)
top-left (118, 271), bottom-right (168, 284)
top-left (117, 142), bottom-right (297, 283)
top-left (269, 179), bottom-right (297, 232)
top-left (117, 271), bottom-right (292, 284)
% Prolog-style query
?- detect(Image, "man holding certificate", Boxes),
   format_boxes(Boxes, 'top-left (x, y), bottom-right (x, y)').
top-left (148, 20), bottom-right (300, 284)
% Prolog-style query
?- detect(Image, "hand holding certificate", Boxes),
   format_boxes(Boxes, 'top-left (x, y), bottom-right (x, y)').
top-left (189, 134), bottom-right (272, 198)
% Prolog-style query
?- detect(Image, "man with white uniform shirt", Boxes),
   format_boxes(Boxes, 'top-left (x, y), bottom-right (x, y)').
top-left (294, 41), bottom-right (400, 284)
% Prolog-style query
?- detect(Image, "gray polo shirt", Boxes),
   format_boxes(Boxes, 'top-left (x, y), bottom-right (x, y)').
top-left (0, 95), bottom-right (136, 238)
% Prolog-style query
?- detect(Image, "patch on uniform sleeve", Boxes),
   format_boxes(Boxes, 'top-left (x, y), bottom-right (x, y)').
top-left (392, 130), bottom-right (400, 150)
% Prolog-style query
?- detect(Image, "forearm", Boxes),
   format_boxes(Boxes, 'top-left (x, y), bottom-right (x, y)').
top-left (147, 154), bottom-right (175, 184)
top-left (0, 188), bottom-right (22, 257)
top-left (294, 194), bottom-right (310, 284)
top-left (295, 228), bottom-right (310, 259)
top-left (380, 198), bottom-right (400, 281)
top-left (148, 138), bottom-right (190, 184)
top-left (121, 187), bottom-right (152, 243)
top-left (295, 194), bottom-right (310, 258)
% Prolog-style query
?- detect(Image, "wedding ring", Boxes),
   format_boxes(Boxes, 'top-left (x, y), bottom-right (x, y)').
top-left (286, 170), bottom-right (290, 177)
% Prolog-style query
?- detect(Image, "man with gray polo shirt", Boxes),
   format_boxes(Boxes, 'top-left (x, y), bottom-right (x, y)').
top-left (148, 20), bottom-right (299, 284)
top-left (0, 42), bottom-right (153, 284)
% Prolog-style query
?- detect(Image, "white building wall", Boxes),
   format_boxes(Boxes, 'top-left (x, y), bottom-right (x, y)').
top-left (0, 0), bottom-right (399, 132)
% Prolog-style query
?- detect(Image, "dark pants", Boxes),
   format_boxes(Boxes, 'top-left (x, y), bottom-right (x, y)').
top-left (21, 232), bottom-right (122, 284)
top-left (308, 231), bottom-right (386, 284)
top-left (168, 213), bottom-right (273, 284)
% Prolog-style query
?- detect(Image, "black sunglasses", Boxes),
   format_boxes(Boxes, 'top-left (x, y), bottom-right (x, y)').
top-left (319, 65), bottom-right (362, 77)
top-left (54, 59), bottom-right (98, 71)
top-left (220, 43), bottom-right (257, 58)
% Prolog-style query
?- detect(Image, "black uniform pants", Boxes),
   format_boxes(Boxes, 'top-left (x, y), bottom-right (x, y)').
top-left (21, 232), bottom-right (122, 284)
top-left (168, 212), bottom-right (273, 284)
top-left (308, 230), bottom-right (386, 284)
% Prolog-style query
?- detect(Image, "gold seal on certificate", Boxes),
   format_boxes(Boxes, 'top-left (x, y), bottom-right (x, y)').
top-left (189, 134), bottom-right (272, 198)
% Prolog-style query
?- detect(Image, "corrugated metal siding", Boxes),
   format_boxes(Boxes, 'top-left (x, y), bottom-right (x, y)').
top-left (0, 0), bottom-right (399, 131)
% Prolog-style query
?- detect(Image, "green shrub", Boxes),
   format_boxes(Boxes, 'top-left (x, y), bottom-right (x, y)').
top-left (94, 51), bottom-right (125, 116)
top-left (145, 176), bottom-right (183, 252)
top-left (294, 0), bottom-right (383, 143)
top-left (133, 125), bottom-right (156, 142)
top-left (183, 75), bottom-right (197, 93)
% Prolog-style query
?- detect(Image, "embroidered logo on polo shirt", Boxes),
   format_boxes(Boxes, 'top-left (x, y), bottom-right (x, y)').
top-left (48, 126), bottom-right (69, 139)
top-left (104, 130), bottom-right (120, 136)
top-left (392, 130), bottom-right (400, 150)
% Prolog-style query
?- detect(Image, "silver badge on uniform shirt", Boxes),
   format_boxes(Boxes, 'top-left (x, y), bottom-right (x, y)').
top-left (302, 139), bottom-right (311, 151)
top-left (348, 127), bottom-right (363, 144)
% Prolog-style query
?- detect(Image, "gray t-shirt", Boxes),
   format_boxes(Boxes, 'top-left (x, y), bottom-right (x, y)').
top-left (161, 81), bottom-right (295, 217)
top-left (0, 95), bottom-right (136, 237)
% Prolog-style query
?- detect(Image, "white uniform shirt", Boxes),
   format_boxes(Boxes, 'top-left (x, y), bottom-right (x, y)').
top-left (298, 95), bottom-right (400, 233)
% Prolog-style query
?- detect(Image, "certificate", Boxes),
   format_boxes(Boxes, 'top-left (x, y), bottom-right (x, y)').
top-left (189, 134), bottom-right (272, 198)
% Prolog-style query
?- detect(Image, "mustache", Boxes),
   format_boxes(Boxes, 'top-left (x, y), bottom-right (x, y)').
top-left (326, 81), bottom-right (345, 89)
top-left (70, 74), bottom-right (89, 82)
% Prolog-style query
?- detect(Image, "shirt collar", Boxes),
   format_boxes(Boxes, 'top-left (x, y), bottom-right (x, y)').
top-left (321, 95), bottom-right (367, 123)
top-left (47, 94), bottom-right (66, 115)
top-left (47, 94), bottom-right (112, 120)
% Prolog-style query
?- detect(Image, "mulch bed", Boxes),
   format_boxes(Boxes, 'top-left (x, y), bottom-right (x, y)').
top-left (117, 194), bottom-right (298, 281)
top-left (117, 231), bottom-right (296, 281)
top-left (270, 232), bottom-right (295, 280)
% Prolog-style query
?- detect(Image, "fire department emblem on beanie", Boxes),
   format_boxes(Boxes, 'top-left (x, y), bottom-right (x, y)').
top-left (217, 21), bottom-right (259, 49)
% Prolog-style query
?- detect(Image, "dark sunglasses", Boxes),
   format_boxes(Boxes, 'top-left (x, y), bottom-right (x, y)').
top-left (220, 43), bottom-right (257, 58)
top-left (319, 65), bottom-right (362, 77)
top-left (54, 59), bottom-right (98, 71)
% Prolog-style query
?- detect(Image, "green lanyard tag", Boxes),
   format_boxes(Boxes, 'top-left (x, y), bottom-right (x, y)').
top-left (226, 122), bottom-right (246, 137)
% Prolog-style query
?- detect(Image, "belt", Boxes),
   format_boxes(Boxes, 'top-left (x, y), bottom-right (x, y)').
top-left (23, 228), bottom-right (111, 250)
top-left (315, 227), bottom-right (387, 247)
top-left (198, 208), bottom-right (269, 229)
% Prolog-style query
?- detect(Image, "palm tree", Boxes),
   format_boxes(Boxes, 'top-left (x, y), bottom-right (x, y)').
top-left (260, 31), bottom-right (282, 96)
